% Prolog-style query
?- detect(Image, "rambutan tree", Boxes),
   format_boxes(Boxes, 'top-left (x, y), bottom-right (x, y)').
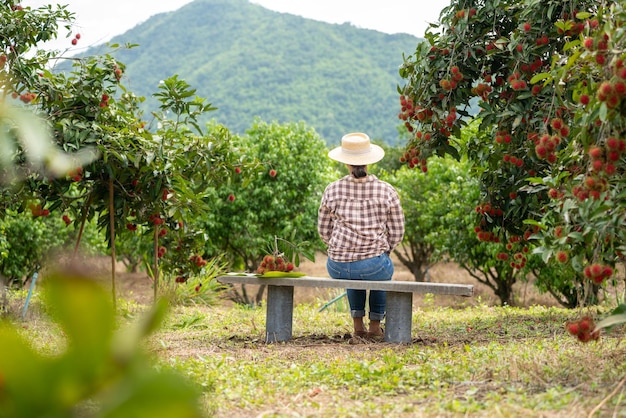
top-left (398, 0), bottom-right (626, 335)
top-left (1, 2), bottom-right (245, 305)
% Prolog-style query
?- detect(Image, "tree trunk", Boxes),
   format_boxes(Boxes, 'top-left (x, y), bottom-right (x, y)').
top-left (254, 284), bottom-right (266, 306)
top-left (394, 243), bottom-right (432, 283)
top-left (494, 273), bottom-right (516, 306)
top-left (410, 265), bottom-right (430, 282)
top-left (458, 262), bottom-right (518, 306)
top-left (72, 193), bottom-right (93, 259)
top-left (0, 277), bottom-right (6, 317)
top-left (153, 226), bottom-right (159, 303)
top-left (108, 179), bottom-right (117, 310)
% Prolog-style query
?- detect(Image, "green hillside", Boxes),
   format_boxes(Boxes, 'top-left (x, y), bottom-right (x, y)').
top-left (82, 0), bottom-right (422, 145)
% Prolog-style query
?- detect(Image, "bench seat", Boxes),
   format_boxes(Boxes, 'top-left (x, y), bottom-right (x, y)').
top-left (217, 275), bottom-right (474, 344)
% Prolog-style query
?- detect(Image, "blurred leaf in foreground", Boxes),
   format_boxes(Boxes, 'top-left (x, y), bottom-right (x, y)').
top-left (0, 263), bottom-right (206, 418)
top-left (0, 99), bottom-right (99, 185)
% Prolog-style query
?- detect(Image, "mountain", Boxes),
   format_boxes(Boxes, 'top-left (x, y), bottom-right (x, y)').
top-left (83, 0), bottom-right (421, 145)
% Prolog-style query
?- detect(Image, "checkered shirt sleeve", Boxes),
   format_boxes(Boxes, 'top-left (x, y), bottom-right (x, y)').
top-left (318, 174), bottom-right (405, 262)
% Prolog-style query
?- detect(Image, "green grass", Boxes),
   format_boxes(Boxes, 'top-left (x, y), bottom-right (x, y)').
top-left (144, 302), bottom-right (625, 417)
top-left (9, 294), bottom-right (626, 417)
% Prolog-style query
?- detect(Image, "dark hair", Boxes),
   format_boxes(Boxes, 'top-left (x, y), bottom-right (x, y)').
top-left (351, 165), bottom-right (367, 178)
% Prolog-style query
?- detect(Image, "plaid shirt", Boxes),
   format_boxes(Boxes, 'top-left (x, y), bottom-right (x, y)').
top-left (318, 174), bottom-right (405, 262)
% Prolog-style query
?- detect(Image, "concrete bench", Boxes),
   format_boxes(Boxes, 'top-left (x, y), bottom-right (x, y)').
top-left (216, 275), bottom-right (474, 344)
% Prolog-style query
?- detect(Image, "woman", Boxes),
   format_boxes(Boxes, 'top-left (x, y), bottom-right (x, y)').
top-left (318, 132), bottom-right (405, 341)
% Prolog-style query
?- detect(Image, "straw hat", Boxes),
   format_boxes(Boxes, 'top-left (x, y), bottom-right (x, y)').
top-left (328, 132), bottom-right (385, 165)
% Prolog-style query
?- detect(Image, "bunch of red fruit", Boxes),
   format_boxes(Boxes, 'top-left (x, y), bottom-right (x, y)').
top-left (595, 73), bottom-right (626, 109)
top-left (566, 316), bottom-right (600, 343)
top-left (189, 254), bottom-right (207, 267)
top-left (583, 263), bottom-right (614, 285)
top-left (438, 66), bottom-right (464, 91)
top-left (148, 213), bottom-right (164, 225)
top-left (507, 72), bottom-right (527, 91)
top-left (532, 117), bottom-right (571, 164)
top-left (71, 33), bottom-right (80, 46)
top-left (471, 82), bottom-right (492, 101)
top-left (113, 64), bottom-right (123, 82)
top-left (474, 228), bottom-right (499, 243)
top-left (256, 254), bottom-right (294, 274)
top-left (67, 167), bottom-right (83, 182)
top-left (18, 92), bottom-right (36, 103)
top-left (99, 94), bottom-right (109, 108)
top-left (29, 203), bottom-right (49, 217)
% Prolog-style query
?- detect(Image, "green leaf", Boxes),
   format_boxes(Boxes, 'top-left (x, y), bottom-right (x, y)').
top-left (599, 103), bottom-right (608, 121)
top-left (594, 312), bottom-right (626, 332)
top-left (565, 49), bottom-right (583, 68)
top-left (612, 304), bottom-right (626, 315)
top-left (563, 39), bottom-right (580, 52)
top-left (257, 271), bottom-right (306, 278)
top-left (522, 219), bottom-right (544, 229)
top-left (0, 324), bottom-right (54, 417)
top-left (112, 297), bottom-right (170, 364)
top-left (99, 372), bottom-right (203, 418)
top-left (43, 268), bottom-right (116, 355)
top-left (529, 73), bottom-right (550, 84)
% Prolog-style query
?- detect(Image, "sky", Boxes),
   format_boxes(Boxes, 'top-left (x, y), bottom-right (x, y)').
top-left (22, 0), bottom-right (451, 53)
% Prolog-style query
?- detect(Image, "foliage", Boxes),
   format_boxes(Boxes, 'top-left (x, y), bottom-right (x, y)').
top-left (80, 0), bottom-right (418, 145)
top-left (159, 255), bottom-right (229, 307)
top-left (109, 101), bottom-right (243, 283)
top-left (0, 265), bottom-right (206, 417)
top-left (204, 120), bottom-right (330, 271)
top-left (389, 121), bottom-right (527, 305)
top-left (196, 120), bottom-right (329, 304)
top-left (374, 141), bottom-right (407, 174)
top-left (119, 76), bottom-right (243, 295)
top-left (530, 255), bottom-right (592, 308)
top-left (398, 0), bottom-right (626, 321)
top-left (2, 2), bottom-right (147, 294)
top-left (1, 3), bottom-right (246, 303)
top-left (386, 156), bottom-right (478, 282)
top-left (0, 211), bottom-right (67, 285)
top-left (0, 2), bottom-right (98, 187)
top-left (0, 210), bottom-right (105, 287)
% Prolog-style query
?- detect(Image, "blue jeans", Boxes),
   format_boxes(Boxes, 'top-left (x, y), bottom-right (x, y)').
top-left (326, 253), bottom-right (394, 321)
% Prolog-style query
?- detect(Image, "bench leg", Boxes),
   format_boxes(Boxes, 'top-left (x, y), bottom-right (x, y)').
top-left (265, 285), bottom-right (294, 343)
top-left (385, 291), bottom-right (412, 343)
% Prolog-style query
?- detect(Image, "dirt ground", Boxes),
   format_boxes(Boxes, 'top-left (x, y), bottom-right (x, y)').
top-left (88, 251), bottom-right (557, 308)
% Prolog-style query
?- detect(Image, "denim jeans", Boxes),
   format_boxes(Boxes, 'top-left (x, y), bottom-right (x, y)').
top-left (326, 253), bottom-right (394, 321)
